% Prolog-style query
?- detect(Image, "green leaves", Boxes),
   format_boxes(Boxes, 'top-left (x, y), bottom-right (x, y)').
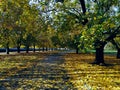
top-left (0, 0), bottom-right (119, 52)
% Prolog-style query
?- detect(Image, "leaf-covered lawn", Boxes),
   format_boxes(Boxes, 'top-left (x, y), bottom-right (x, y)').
top-left (63, 53), bottom-right (120, 90)
top-left (0, 52), bottom-right (46, 79)
top-left (0, 52), bottom-right (120, 89)
top-left (0, 52), bottom-right (75, 89)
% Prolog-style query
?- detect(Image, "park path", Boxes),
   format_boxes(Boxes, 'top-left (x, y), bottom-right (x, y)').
top-left (0, 52), bottom-right (76, 90)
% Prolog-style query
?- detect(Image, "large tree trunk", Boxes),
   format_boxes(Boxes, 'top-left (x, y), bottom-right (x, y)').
top-left (93, 41), bottom-right (106, 65)
top-left (94, 46), bottom-right (104, 64)
top-left (117, 48), bottom-right (120, 59)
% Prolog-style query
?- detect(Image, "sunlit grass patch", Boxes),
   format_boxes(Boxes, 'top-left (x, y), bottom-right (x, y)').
top-left (63, 53), bottom-right (120, 90)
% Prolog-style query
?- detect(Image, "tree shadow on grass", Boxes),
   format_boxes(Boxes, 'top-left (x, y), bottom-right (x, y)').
top-left (0, 53), bottom-right (76, 90)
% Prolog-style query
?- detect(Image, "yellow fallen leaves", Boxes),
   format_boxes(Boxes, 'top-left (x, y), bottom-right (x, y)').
top-left (0, 53), bottom-right (45, 79)
top-left (63, 53), bottom-right (120, 90)
top-left (0, 53), bottom-right (120, 89)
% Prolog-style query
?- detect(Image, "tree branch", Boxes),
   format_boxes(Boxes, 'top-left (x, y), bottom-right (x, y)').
top-left (111, 39), bottom-right (119, 49)
top-left (106, 25), bottom-right (120, 41)
top-left (79, 0), bottom-right (86, 14)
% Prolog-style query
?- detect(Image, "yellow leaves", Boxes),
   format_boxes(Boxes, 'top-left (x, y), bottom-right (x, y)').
top-left (64, 54), bottom-right (120, 89)
top-left (15, 21), bottom-right (19, 25)
top-left (94, 17), bottom-right (97, 20)
top-left (55, 3), bottom-right (60, 8)
top-left (41, 5), bottom-right (47, 11)
top-left (7, 26), bottom-right (13, 30)
top-left (109, 23), bottom-right (116, 28)
top-left (0, 1), bottom-right (2, 6)
top-left (2, 23), bottom-right (13, 30)
top-left (103, 20), bottom-right (116, 30)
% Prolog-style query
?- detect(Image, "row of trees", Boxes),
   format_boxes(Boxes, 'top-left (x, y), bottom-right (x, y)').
top-left (0, 0), bottom-right (55, 54)
top-left (0, 0), bottom-right (120, 64)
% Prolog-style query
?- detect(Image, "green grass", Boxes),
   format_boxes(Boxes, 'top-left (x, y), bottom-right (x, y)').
top-left (87, 49), bottom-right (117, 55)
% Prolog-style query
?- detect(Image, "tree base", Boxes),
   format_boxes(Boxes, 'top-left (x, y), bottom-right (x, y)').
top-left (91, 61), bottom-right (106, 66)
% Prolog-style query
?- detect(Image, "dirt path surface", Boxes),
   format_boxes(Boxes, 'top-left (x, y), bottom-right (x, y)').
top-left (0, 53), bottom-right (76, 90)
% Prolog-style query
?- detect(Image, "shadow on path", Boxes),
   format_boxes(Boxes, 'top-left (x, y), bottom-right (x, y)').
top-left (0, 53), bottom-right (76, 90)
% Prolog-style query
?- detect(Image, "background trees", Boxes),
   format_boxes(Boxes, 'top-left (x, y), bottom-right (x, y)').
top-left (0, 0), bottom-right (22, 54)
top-left (0, 0), bottom-right (47, 53)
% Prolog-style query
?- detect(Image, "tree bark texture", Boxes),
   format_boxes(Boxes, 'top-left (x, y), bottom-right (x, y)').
top-left (93, 41), bottom-right (106, 65)
top-left (95, 46), bottom-right (104, 64)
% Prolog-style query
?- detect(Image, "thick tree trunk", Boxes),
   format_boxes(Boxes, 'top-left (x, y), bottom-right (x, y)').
top-left (117, 48), bottom-right (120, 59)
top-left (26, 45), bottom-right (29, 53)
top-left (95, 47), bottom-right (104, 64)
top-left (94, 46), bottom-right (104, 64)
top-left (93, 41), bottom-right (106, 65)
